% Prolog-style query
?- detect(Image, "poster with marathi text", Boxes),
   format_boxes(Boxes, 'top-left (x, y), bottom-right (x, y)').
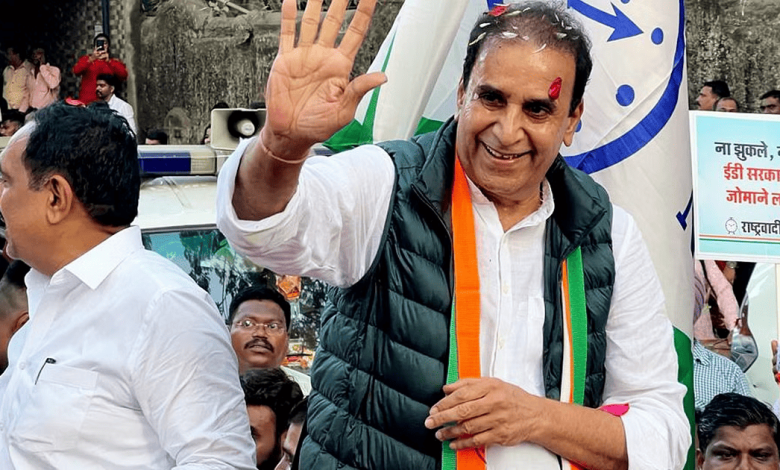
top-left (692, 111), bottom-right (780, 262)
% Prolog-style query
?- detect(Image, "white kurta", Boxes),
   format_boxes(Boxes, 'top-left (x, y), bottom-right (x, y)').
top-left (0, 226), bottom-right (256, 470)
top-left (216, 139), bottom-right (690, 469)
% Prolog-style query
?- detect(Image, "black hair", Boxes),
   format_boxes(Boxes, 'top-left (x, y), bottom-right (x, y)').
top-left (96, 73), bottom-right (118, 89)
top-left (288, 397), bottom-right (307, 427)
top-left (24, 101), bottom-right (140, 227)
top-left (93, 33), bottom-right (110, 48)
top-left (6, 43), bottom-right (25, 58)
top-left (146, 129), bottom-right (168, 144)
top-left (0, 260), bottom-right (29, 319)
top-left (2, 110), bottom-right (25, 126)
top-left (211, 101), bottom-right (230, 111)
top-left (462, 1), bottom-right (592, 115)
top-left (760, 90), bottom-right (780, 101)
top-left (241, 368), bottom-right (304, 439)
top-left (228, 285), bottom-right (291, 329)
top-left (703, 80), bottom-right (730, 99)
top-left (714, 96), bottom-right (739, 111)
top-left (3, 260), bottom-right (30, 290)
top-left (698, 393), bottom-right (780, 454)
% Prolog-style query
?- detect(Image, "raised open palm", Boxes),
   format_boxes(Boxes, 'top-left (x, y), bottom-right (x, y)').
top-left (264, 0), bottom-right (386, 157)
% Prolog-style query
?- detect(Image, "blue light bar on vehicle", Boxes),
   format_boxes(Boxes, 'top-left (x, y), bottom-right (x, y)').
top-left (138, 145), bottom-right (218, 176)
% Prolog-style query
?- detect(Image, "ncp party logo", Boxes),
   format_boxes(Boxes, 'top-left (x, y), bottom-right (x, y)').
top-left (555, 0), bottom-right (685, 174)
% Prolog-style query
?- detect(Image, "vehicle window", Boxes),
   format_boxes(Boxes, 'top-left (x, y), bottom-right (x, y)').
top-left (142, 228), bottom-right (325, 373)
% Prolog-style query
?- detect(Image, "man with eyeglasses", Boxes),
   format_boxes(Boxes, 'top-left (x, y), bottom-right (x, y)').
top-left (229, 286), bottom-right (311, 394)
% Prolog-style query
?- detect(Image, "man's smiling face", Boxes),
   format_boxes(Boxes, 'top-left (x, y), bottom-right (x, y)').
top-left (455, 40), bottom-right (582, 209)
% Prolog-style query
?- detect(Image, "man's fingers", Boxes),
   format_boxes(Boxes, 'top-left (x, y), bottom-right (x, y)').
top-left (343, 72), bottom-right (386, 106)
top-left (279, 0), bottom-right (298, 53)
top-left (434, 416), bottom-right (493, 443)
top-left (442, 378), bottom-right (482, 395)
top-left (317, 0), bottom-right (348, 47)
top-left (448, 432), bottom-right (490, 451)
top-left (425, 396), bottom-right (490, 430)
top-left (298, 0), bottom-right (323, 47)
top-left (338, 0), bottom-right (377, 61)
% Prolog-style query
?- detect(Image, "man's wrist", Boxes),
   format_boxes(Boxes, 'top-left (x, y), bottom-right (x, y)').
top-left (523, 394), bottom-right (551, 445)
top-left (259, 128), bottom-right (311, 164)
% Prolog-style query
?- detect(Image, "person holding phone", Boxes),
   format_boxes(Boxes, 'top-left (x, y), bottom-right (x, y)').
top-left (72, 33), bottom-right (127, 104)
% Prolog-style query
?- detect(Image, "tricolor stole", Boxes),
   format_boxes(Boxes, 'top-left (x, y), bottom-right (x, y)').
top-left (443, 157), bottom-right (588, 470)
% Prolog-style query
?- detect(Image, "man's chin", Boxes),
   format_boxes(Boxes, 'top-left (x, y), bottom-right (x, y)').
top-left (257, 450), bottom-right (282, 470)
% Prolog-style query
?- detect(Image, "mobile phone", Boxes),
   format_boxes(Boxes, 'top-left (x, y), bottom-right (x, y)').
top-left (96, 39), bottom-right (106, 51)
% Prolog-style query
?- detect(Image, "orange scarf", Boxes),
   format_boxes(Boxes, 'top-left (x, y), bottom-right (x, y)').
top-left (443, 155), bottom-right (486, 470)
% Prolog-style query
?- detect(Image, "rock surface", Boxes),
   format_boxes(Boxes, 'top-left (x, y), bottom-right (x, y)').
top-left (137, 0), bottom-right (402, 143)
top-left (136, 0), bottom-right (780, 142)
top-left (686, 0), bottom-right (780, 112)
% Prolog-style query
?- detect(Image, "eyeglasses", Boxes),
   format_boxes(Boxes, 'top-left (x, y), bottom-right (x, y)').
top-left (233, 319), bottom-right (286, 336)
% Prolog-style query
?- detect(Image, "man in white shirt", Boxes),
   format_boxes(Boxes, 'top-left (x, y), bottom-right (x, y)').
top-left (0, 102), bottom-right (256, 469)
top-left (95, 72), bottom-right (137, 135)
top-left (216, 0), bottom-right (689, 469)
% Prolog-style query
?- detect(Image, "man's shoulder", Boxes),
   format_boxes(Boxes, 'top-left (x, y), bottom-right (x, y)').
top-left (111, 95), bottom-right (130, 106)
top-left (117, 248), bottom-right (206, 297)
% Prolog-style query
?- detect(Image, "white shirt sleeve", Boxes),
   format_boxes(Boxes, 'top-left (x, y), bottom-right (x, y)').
top-left (216, 139), bottom-right (396, 287)
top-left (604, 206), bottom-right (691, 469)
top-left (129, 288), bottom-right (257, 470)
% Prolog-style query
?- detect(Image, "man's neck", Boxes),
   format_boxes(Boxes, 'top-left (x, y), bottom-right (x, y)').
top-left (483, 185), bottom-right (545, 232)
top-left (36, 224), bottom-right (125, 277)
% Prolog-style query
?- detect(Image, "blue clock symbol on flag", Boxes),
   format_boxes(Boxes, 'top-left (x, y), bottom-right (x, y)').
top-left (556, 0), bottom-right (686, 174)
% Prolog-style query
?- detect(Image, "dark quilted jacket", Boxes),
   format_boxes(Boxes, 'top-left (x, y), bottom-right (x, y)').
top-left (299, 118), bottom-right (614, 470)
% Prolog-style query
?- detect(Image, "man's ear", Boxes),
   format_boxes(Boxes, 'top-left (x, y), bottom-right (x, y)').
top-left (455, 78), bottom-right (466, 121)
top-left (12, 310), bottom-right (28, 335)
top-left (44, 175), bottom-right (76, 225)
top-left (695, 448), bottom-right (704, 470)
top-left (563, 99), bottom-right (585, 147)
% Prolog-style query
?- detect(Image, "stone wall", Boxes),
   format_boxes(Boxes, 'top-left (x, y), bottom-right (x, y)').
top-left (685, 0), bottom-right (780, 112)
top-left (135, 0), bottom-right (402, 143)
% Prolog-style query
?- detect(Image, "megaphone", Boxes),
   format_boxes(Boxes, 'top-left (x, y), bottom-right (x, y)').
top-left (210, 108), bottom-right (265, 151)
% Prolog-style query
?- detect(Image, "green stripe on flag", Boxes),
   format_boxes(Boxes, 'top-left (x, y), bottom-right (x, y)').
top-left (324, 34), bottom-right (397, 152)
top-left (415, 116), bottom-right (445, 136)
top-left (674, 327), bottom-right (695, 470)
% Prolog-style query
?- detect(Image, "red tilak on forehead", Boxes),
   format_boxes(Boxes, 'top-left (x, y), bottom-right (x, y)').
top-left (549, 77), bottom-right (562, 100)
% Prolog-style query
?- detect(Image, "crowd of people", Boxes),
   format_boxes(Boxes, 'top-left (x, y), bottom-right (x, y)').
top-left (0, 0), bottom-right (779, 469)
top-left (695, 79), bottom-right (780, 115)
top-left (1, 33), bottom-right (150, 141)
